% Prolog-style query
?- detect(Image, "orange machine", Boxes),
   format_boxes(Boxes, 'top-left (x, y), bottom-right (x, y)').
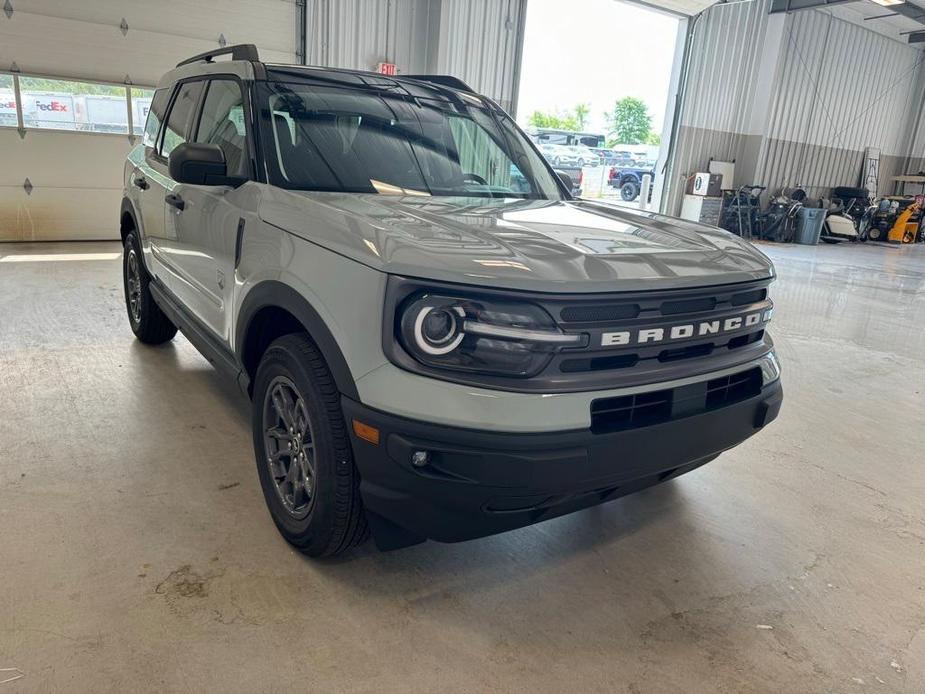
top-left (887, 200), bottom-right (921, 244)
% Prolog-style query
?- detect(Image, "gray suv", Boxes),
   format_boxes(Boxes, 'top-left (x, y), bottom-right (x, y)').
top-left (120, 45), bottom-right (783, 557)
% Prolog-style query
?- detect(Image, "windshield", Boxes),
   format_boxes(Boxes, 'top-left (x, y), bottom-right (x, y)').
top-left (258, 79), bottom-right (564, 199)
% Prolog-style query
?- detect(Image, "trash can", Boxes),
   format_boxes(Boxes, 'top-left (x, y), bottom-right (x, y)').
top-left (795, 208), bottom-right (825, 245)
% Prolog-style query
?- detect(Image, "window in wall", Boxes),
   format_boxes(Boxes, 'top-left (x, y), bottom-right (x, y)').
top-left (160, 81), bottom-right (204, 158)
top-left (193, 80), bottom-right (249, 176)
top-left (19, 77), bottom-right (129, 133)
top-left (132, 87), bottom-right (155, 137)
top-left (0, 74), bottom-right (16, 128)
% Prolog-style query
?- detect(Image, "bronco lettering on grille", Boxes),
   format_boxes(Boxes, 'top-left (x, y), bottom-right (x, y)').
top-left (600, 309), bottom-right (772, 347)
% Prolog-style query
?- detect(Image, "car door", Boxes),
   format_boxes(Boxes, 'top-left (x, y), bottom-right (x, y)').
top-left (167, 77), bottom-right (255, 344)
top-left (148, 79), bottom-right (207, 290)
top-left (130, 87), bottom-right (172, 280)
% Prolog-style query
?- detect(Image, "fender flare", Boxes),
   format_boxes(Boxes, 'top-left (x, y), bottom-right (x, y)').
top-left (120, 197), bottom-right (140, 242)
top-left (236, 281), bottom-right (359, 401)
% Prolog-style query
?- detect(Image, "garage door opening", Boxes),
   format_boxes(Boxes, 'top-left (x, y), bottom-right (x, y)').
top-left (516, 0), bottom-right (684, 211)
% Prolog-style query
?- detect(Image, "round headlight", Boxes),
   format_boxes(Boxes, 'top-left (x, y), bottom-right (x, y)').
top-left (413, 305), bottom-right (465, 355)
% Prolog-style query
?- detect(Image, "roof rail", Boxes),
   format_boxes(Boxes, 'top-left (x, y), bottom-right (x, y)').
top-left (176, 43), bottom-right (259, 68)
top-left (403, 74), bottom-right (473, 92)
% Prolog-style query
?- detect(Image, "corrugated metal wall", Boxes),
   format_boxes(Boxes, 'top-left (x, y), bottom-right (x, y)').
top-left (306, 0), bottom-right (433, 74)
top-left (666, 0), bottom-right (776, 213)
top-left (668, 0), bottom-right (925, 213)
top-left (434, 0), bottom-right (526, 112)
top-left (757, 10), bottom-right (925, 198)
top-left (305, 0), bottom-right (525, 111)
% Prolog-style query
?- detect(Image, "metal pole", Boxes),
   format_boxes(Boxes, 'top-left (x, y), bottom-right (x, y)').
top-left (125, 85), bottom-right (134, 143)
top-left (639, 174), bottom-right (652, 211)
top-left (12, 73), bottom-right (24, 138)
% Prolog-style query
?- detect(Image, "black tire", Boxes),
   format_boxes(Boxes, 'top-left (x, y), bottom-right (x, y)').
top-left (251, 334), bottom-right (368, 557)
top-left (621, 181), bottom-right (640, 202)
top-left (122, 232), bottom-right (177, 344)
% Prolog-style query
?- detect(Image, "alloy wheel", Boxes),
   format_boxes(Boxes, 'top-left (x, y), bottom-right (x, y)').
top-left (126, 249), bottom-right (142, 325)
top-left (262, 376), bottom-right (316, 519)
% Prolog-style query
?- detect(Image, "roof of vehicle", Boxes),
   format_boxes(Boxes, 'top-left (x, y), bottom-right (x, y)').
top-left (158, 43), bottom-right (481, 103)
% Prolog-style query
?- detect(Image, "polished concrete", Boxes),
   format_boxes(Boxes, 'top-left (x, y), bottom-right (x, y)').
top-left (1, 241), bottom-right (924, 693)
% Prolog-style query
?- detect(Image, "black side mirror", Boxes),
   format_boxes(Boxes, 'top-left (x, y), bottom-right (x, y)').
top-left (555, 170), bottom-right (573, 190)
top-left (169, 143), bottom-right (235, 186)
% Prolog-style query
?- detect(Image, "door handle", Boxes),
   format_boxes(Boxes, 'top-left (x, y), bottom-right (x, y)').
top-left (165, 193), bottom-right (185, 211)
top-left (133, 176), bottom-right (149, 190)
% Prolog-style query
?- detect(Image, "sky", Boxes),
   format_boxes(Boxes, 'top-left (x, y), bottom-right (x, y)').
top-left (516, 0), bottom-right (681, 137)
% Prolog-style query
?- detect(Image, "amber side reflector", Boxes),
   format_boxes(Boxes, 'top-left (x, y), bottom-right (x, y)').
top-left (352, 420), bottom-right (381, 445)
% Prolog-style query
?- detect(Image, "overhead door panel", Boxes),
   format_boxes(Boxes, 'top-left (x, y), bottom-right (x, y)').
top-left (0, 0), bottom-right (298, 85)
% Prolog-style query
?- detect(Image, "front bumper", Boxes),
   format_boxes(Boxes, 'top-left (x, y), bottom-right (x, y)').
top-left (343, 377), bottom-right (782, 550)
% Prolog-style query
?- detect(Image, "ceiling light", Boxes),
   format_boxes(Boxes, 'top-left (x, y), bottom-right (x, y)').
top-left (869, 0), bottom-right (905, 6)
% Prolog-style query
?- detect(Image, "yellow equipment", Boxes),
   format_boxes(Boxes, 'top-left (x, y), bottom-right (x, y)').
top-left (888, 201), bottom-right (920, 244)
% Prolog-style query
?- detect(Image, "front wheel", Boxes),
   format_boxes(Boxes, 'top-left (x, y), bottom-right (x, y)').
top-left (252, 334), bottom-right (368, 557)
top-left (122, 232), bottom-right (177, 344)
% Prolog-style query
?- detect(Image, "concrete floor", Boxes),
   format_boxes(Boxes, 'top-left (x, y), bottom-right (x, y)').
top-left (1, 240), bottom-right (924, 693)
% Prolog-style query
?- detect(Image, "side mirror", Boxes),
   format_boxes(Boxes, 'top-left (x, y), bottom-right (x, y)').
top-left (168, 143), bottom-right (232, 186)
top-left (555, 170), bottom-right (573, 189)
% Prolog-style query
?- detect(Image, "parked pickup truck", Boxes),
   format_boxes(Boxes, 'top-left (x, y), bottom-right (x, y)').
top-left (553, 166), bottom-right (583, 197)
top-left (120, 44), bottom-right (782, 557)
top-left (609, 165), bottom-right (657, 201)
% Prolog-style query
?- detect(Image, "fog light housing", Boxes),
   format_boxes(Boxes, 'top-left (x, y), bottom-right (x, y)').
top-left (759, 351), bottom-right (781, 385)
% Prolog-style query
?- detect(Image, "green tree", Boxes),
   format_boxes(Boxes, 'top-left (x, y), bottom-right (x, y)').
top-left (574, 103), bottom-right (590, 130)
top-left (528, 109), bottom-right (578, 131)
top-left (645, 132), bottom-right (662, 146)
top-left (604, 97), bottom-right (652, 145)
top-left (19, 77), bottom-right (126, 97)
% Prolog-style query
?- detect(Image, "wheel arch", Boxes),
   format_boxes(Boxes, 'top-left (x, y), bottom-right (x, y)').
top-left (236, 282), bottom-right (359, 401)
top-left (120, 197), bottom-right (140, 244)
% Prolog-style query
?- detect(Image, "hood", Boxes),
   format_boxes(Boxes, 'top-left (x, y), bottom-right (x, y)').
top-left (258, 190), bottom-right (774, 293)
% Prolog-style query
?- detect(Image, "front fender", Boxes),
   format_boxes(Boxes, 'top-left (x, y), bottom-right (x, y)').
top-left (235, 281), bottom-right (360, 401)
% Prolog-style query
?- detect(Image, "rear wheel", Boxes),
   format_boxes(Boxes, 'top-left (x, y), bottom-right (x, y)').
top-left (252, 334), bottom-right (368, 557)
top-left (122, 232), bottom-right (177, 344)
top-left (621, 181), bottom-right (639, 202)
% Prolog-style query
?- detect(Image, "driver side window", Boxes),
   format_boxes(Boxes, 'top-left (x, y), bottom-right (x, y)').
top-left (448, 117), bottom-right (527, 192)
top-left (193, 79), bottom-right (250, 178)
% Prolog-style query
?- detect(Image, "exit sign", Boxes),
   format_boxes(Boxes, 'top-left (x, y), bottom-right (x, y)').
top-left (376, 62), bottom-right (397, 76)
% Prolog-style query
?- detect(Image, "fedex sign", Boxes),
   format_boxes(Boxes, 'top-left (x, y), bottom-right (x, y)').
top-left (24, 94), bottom-right (75, 127)
top-left (36, 99), bottom-right (69, 113)
top-left (0, 92), bottom-right (15, 114)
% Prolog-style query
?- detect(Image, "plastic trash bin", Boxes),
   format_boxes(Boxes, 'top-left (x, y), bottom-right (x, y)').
top-left (795, 208), bottom-right (825, 245)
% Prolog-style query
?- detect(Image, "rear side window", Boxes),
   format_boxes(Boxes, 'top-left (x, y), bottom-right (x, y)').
top-left (159, 80), bottom-right (204, 159)
top-left (142, 89), bottom-right (169, 148)
top-left (193, 79), bottom-right (249, 177)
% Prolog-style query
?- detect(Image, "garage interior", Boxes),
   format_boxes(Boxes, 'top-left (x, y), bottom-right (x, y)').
top-left (1, 1), bottom-right (924, 692)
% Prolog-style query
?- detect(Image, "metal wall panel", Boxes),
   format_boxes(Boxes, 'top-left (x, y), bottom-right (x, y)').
top-left (306, 0), bottom-right (433, 73)
top-left (666, 0), bottom-right (775, 213)
top-left (668, 0), bottom-right (925, 212)
top-left (305, 0), bottom-right (525, 111)
top-left (434, 0), bottom-right (526, 112)
top-left (758, 10), bottom-right (924, 198)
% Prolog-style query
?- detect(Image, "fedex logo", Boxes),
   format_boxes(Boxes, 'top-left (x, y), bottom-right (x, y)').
top-left (36, 100), bottom-right (68, 113)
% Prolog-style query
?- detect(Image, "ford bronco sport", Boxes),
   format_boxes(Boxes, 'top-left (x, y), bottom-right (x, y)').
top-left (120, 45), bottom-right (782, 557)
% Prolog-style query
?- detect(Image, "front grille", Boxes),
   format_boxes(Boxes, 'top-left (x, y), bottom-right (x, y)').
top-left (544, 280), bottom-right (773, 388)
top-left (591, 367), bottom-right (763, 434)
top-left (705, 368), bottom-right (762, 410)
top-left (560, 304), bottom-right (640, 323)
top-left (591, 389), bottom-right (672, 434)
